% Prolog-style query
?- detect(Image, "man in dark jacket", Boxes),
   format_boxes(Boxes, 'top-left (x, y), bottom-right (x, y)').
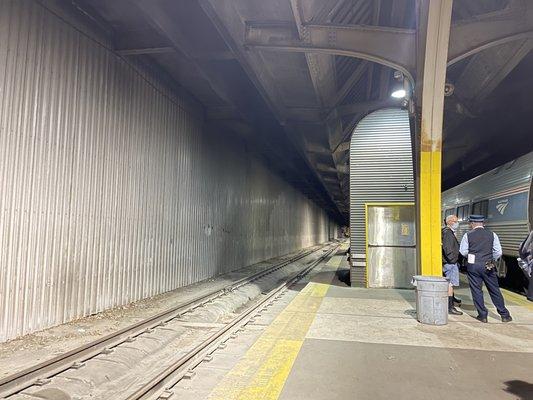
top-left (442, 214), bottom-right (463, 315)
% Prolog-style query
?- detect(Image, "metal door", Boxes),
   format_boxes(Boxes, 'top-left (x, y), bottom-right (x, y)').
top-left (366, 203), bottom-right (417, 288)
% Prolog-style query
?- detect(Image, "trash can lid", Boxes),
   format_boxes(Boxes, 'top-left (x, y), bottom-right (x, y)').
top-left (412, 275), bottom-right (447, 282)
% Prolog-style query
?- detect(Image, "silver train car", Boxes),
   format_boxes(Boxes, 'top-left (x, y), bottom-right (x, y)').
top-left (442, 151), bottom-right (533, 278)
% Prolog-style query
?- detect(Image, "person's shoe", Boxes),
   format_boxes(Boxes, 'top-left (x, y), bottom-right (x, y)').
top-left (449, 307), bottom-right (463, 315)
top-left (476, 315), bottom-right (488, 323)
top-left (501, 316), bottom-right (513, 323)
top-left (453, 296), bottom-right (462, 306)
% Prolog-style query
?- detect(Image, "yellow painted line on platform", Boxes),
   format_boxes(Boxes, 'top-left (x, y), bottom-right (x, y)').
top-left (459, 273), bottom-right (533, 310)
top-left (501, 288), bottom-right (533, 310)
top-left (208, 282), bottom-right (330, 400)
top-left (326, 255), bottom-right (344, 267)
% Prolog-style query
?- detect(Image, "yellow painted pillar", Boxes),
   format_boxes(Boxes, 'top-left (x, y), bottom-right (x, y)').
top-left (418, 0), bottom-right (453, 276)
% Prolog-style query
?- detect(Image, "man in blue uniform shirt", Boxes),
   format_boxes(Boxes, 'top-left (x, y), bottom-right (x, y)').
top-left (460, 215), bottom-right (512, 323)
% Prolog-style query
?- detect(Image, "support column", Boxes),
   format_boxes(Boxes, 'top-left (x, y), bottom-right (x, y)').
top-left (417, 0), bottom-right (453, 276)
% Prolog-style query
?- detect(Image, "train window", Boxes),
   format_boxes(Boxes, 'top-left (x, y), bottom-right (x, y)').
top-left (472, 200), bottom-right (489, 217)
top-left (444, 208), bottom-right (455, 218)
top-left (456, 205), bottom-right (469, 221)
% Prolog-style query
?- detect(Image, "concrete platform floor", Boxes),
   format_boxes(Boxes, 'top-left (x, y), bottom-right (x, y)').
top-left (174, 254), bottom-right (533, 400)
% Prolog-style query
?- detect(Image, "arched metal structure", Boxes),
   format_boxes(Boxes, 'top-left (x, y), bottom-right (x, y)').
top-left (349, 108), bottom-right (415, 286)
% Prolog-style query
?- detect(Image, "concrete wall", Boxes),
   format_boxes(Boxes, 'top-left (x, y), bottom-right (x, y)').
top-left (0, 0), bottom-right (332, 342)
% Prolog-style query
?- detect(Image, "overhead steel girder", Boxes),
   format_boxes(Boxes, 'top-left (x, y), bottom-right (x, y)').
top-left (289, 0), bottom-right (349, 207)
top-left (448, 3), bottom-right (533, 66)
top-left (333, 99), bottom-right (404, 119)
top-left (316, 163), bottom-right (349, 175)
top-left (316, 163), bottom-right (339, 174)
top-left (245, 22), bottom-right (416, 83)
top-left (289, 0), bottom-right (337, 108)
top-left (305, 141), bottom-right (331, 155)
top-left (245, 11), bottom-right (533, 79)
top-left (116, 46), bottom-right (174, 56)
top-left (331, 60), bottom-right (368, 108)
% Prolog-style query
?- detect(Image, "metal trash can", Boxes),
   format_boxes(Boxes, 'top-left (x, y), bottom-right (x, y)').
top-left (412, 275), bottom-right (449, 325)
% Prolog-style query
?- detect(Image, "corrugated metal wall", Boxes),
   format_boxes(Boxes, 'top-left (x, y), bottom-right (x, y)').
top-left (349, 108), bottom-right (414, 284)
top-left (0, 0), bottom-right (333, 342)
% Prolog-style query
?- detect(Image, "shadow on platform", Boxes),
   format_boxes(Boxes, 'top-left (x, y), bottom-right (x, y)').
top-left (308, 268), bottom-right (351, 287)
top-left (503, 380), bottom-right (533, 400)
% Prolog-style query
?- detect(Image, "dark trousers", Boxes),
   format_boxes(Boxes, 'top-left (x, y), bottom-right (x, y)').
top-left (527, 273), bottom-right (533, 301)
top-left (467, 263), bottom-right (510, 318)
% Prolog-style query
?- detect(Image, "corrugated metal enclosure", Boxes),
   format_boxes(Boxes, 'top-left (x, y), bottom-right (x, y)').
top-left (0, 0), bottom-right (334, 342)
top-left (349, 108), bottom-right (415, 285)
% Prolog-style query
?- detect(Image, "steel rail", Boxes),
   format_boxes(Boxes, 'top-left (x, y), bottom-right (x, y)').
top-left (0, 245), bottom-right (327, 398)
top-left (126, 243), bottom-right (339, 400)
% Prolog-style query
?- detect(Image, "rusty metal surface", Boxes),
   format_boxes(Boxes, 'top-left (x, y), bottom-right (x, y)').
top-left (0, 0), bottom-right (333, 342)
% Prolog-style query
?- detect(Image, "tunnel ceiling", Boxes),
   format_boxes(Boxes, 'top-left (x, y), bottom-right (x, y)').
top-left (67, 0), bottom-right (533, 223)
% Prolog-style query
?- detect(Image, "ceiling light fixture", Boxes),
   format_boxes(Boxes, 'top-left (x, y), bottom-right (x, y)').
top-left (391, 89), bottom-right (406, 98)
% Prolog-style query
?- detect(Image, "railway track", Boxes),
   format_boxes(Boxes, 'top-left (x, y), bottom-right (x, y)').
top-left (125, 242), bottom-right (338, 400)
top-left (0, 243), bottom-right (338, 399)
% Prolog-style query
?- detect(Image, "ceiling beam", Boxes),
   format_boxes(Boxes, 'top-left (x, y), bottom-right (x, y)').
top-left (335, 98), bottom-right (403, 118)
top-left (451, 39), bottom-right (533, 108)
top-left (197, 0), bottom-right (289, 122)
top-left (197, 0), bottom-right (345, 220)
top-left (330, 113), bottom-right (361, 159)
top-left (244, 21), bottom-right (416, 81)
top-left (322, 176), bottom-right (340, 184)
top-left (289, 0), bottom-right (337, 107)
top-left (206, 106), bottom-right (240, 120)
top-left (326, 117), bottom-right (350, 195)
top-left (136, 0), bottom-right (246, 110)
top-left (376, 0), bottom-right (409, 101)
top-left (448, 1), bottom-right (533, 66)
top-left (320, 163), bottom-right (349, 174)
top-left (289, 0), bottom-right (348, 208)
top-left (316, 163), bottom-right (338, 173)
top-left (331, 61), bottom-right (368, 107)
top-left (285, 107), bottom-right (324, 123)
top-left (364, 0), bottom-right (382, 100)
top-left (290, 129), bottom-right (345, 216)
top-left (335, 141), bottom-right (350, 153)
top-left (443, 38), bottom-right (533, 171)
top-left (305, 141), bottom-right (331, 155)
top-left (194, 50), bottom-right (236, 61)
top-left (136, 0), bottom-right (341, 217)
top-left (116, 48), bottom-right (236, 61)
top-left (116, 46), bottom-right (174, 56)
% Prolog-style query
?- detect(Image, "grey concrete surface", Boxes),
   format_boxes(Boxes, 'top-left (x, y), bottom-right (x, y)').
top-left (280, 339), bottom-right (533, 400)
top-left (169, 251), bottom-right (532, 400)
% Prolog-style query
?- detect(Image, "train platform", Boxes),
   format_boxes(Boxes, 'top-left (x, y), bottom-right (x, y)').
top-left (1, 245), bottom-right (531, 400)
top-left (173, 253), bottom-right (533, 400)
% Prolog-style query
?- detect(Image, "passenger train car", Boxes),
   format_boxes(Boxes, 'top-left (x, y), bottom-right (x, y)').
top-left (442, 151), bottom-right (533, 280)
